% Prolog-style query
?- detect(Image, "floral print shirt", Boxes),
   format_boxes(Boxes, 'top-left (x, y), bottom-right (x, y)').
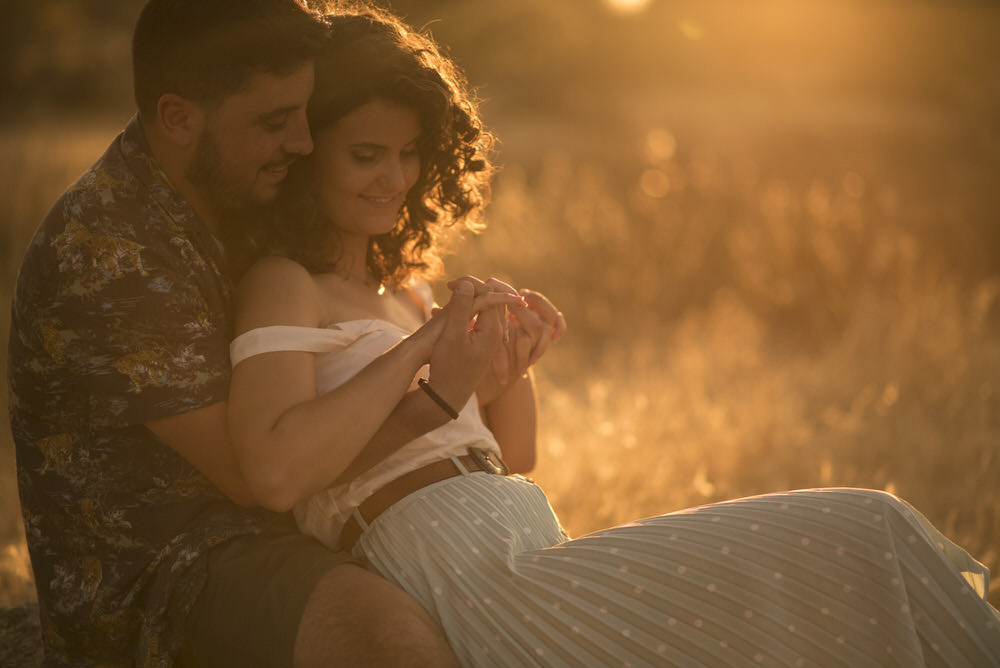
top-left (7, 117), bottom-right (276, 667)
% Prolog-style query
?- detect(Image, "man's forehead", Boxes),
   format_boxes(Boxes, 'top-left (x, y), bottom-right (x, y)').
top-left (218, 63), bottom-right (315, 114)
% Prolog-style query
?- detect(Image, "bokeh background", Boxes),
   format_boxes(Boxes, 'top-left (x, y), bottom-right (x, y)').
top-left (2, 0), bottom-right (998, 613)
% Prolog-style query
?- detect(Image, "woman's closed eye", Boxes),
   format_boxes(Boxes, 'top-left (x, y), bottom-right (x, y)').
top-left (351, 144), bottom-right (419, 165)
top-left (351, 150), bottom-right (380, 164)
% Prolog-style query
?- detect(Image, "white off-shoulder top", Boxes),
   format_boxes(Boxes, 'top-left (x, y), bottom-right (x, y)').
top-left (229, 281), bottom-right (501, 550)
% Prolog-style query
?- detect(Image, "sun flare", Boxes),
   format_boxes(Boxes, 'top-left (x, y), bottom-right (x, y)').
top-left (603, 0), bottom-right (651, 15)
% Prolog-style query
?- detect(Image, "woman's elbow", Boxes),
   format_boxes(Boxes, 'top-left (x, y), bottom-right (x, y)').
top-left (224, 483), bottom-right (261, 508)
top-left (237, 458), bottom-right (308, 513)
top-left (245, 473), bottom-right (302, 513)
top-left (208, 467), bottom-right (261, 508)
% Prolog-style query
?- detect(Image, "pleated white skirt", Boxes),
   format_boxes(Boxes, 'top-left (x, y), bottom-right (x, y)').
top-left (353, 471), bottom-right (1000, 667)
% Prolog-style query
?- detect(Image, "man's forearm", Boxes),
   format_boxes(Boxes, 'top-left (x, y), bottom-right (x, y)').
top-left (333, 280), bottom-right (506, 485)
top-left (331, 388), bottom-right (453, 484)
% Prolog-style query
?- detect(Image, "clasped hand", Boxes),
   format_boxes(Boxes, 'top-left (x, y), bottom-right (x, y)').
top-left (421, 276), bottom-right (565, 409)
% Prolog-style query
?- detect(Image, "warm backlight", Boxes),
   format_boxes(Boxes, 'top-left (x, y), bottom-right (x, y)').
top-left (603, 0), bottom-right (651, 15)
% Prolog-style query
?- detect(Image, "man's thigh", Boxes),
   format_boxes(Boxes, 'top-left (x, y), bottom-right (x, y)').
top-left (177, 520), bottom-right (354, 668)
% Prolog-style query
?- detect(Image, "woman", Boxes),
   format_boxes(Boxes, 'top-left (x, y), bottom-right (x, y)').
top-left (226, 7), bottom-right (1000, 667)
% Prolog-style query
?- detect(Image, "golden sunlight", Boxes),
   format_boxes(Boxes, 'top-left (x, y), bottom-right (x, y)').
top-left (603, 0), bottom-right (651, 16)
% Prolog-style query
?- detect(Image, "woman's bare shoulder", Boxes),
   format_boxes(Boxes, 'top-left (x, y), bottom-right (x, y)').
top-left (234, 255), bottom-right (324, 332)
top-left (238, 254), bottom-right (312, 282)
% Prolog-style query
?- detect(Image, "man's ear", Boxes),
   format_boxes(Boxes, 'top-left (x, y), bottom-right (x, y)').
top-left (157, 93), bottom-right (204, 149)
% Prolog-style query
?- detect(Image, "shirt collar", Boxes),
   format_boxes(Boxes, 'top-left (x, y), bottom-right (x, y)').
top-left (119, 115), bottom-right (233, 285)
top-left (120, 115), bottom-right (211, 238)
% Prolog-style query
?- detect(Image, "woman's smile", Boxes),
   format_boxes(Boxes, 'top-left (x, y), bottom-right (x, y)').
top-left (314, 99), bottom-right (422, 238)
top-left (360, 193), bottom-right (402, 205)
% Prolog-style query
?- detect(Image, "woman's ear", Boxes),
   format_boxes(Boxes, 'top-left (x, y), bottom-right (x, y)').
top-left (156, 93), bottom-right (204, 149)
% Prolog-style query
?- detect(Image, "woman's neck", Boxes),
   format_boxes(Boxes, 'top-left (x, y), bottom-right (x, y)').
top-left (335, 231), bottom-right (371, 276)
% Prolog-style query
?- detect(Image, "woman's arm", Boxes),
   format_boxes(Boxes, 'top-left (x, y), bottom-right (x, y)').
top-left (228, 257), bottom-right (442, 511)
top-left (476, 288), bottom-right (566, 474)
top-left (479, 369), bottom-right (538, 474)
top-left (229, 259), bottom-right (515, 511)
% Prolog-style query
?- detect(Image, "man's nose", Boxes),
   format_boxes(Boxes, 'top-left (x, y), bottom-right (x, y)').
top-left (284, 111), bottom-right (313, 156)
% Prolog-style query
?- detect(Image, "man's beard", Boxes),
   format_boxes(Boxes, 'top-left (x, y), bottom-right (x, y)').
top-left (186, 129), bottom-right (279, 213)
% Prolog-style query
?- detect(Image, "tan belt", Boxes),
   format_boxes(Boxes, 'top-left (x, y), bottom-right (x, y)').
top-left (339, 448), bottom-right (509, 552)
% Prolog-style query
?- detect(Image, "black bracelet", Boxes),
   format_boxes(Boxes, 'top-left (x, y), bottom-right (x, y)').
top-left (417, 378), bottom-right (460, 420)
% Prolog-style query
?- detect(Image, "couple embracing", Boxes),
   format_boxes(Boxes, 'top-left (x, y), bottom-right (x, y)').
top-left (9, 1), bottom-right (999, 666)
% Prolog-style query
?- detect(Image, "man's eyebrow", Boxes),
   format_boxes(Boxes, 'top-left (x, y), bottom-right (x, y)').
top-left (258, 105), bottom-right (301, 120)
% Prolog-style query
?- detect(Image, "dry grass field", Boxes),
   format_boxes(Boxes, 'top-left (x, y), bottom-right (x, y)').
top-left (1, 0), bottom-right (998, 657)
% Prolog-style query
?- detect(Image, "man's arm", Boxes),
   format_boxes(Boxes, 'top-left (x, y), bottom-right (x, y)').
top-left (146, 344), bottom-right (459, 508)
top-left (328, 389), bottom-right (458, 485)
top-left (146, 403), bottom-right (257, 506)
top-left (331, 280), bottom-right (514, 483)
top-left (146, 371), bottom-right (469, 507)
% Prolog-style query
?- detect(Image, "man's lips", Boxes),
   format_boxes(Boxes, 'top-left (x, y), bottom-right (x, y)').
top-left (261, 158), bottom-right (295, 179)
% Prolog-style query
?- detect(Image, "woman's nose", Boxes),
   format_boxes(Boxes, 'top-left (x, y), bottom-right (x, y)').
top-left (379, 159), bottom-right (407, 190)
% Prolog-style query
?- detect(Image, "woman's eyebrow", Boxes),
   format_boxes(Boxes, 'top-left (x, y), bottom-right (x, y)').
top-left (349, 135), bottom-right (422, 150)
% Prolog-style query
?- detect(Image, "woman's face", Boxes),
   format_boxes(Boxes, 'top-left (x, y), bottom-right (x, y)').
top-left (313, 99), bottom-right (422, 240)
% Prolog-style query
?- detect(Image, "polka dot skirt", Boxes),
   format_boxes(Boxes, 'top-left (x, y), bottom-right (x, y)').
top-left (354, 477), bottom-right (1000, 667)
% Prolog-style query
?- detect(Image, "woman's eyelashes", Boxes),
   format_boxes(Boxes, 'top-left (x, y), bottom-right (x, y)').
top-left (350, 143), bottom-right (420, 166)
top-left (351, 150), bottom-right (379, 164)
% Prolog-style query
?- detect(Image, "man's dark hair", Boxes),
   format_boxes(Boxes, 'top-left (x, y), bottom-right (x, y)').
top-left (132, 0), bottom-right (328, 120)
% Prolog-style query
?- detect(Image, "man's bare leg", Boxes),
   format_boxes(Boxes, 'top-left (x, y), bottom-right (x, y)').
top-left (293, 563), bottom-right (460, 667)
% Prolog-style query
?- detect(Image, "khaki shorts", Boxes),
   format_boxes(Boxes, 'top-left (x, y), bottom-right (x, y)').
top-left (176, 516), bottom-right (356, 668)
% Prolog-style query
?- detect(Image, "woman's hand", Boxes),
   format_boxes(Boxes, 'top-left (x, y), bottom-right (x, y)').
top-left (443, 276), bottom-right (526, 342)
top-left (443, 277), bottom-right (566, 377)
top-left (506, 289), bottom-right (567, 375)
top-left (420, 278), bottom-right (524, 412)
top-left (434, 278), bottom-right (564, 474)
top-left (413, 276), bottom-right (526, 362)
top-left (429, 276), bottom-right (567, 406)
top-left (479, 288), bottom-right (567, 405)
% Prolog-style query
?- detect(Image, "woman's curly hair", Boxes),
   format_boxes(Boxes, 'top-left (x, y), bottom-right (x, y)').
top-left (227, 3), bottom-right (495, 285)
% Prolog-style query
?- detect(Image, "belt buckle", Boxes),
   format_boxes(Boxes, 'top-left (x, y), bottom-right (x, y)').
top-left (468, 447), bottom-right (509, 475)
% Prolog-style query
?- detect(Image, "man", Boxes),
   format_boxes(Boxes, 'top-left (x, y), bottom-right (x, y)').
top-left (8, 1), bottom-right (538, 665)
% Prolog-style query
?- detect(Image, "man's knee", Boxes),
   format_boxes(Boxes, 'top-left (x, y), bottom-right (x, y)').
top-left (293, 564), bottom-right (459, 668)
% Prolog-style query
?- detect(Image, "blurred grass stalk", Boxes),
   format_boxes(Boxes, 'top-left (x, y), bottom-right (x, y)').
top-left (447, 121), bottom-right (1000, 608)
top-left (1, 110), bottom-right (998, 609)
